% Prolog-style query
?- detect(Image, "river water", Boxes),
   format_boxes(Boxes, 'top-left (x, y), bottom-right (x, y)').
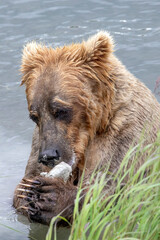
top-left (0, 0), bottom-right (160, 239)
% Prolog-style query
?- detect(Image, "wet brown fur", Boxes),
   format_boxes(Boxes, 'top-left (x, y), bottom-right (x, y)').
top-left (13, 32), bottom-right (160, 224)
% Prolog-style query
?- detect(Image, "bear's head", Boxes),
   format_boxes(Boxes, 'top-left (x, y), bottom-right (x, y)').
top-left (21, 31), bottom-right (115, 171)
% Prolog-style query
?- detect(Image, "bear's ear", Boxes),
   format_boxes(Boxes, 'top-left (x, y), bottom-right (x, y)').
top-left (20, 42), bottom-right (47, 85)
top-left (83, 31), bottom-right (114, 63)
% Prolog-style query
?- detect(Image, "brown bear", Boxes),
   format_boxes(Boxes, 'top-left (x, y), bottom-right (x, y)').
top-left (13, 31), bottom-right (160, 224)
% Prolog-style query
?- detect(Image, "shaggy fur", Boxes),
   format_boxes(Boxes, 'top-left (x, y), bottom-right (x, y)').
top-left (13, 31), bottom-right (160, 224)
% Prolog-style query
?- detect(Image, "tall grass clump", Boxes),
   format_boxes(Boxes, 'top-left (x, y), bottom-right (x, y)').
top-left (47, 133), bottom-right (160, 240)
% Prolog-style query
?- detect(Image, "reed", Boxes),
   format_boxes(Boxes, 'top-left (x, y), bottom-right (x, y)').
top-left (47, 133), bottom-right (160, 240)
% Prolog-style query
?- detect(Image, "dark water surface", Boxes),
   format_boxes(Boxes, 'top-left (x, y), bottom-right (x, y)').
top-left (0, 0), bottom-right (160, 239)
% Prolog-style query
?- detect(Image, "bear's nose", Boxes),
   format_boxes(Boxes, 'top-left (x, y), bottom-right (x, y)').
top-left (38, 149), bottom-right (60, 166)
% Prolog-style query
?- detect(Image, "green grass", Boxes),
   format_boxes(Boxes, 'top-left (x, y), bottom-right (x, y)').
top-left (47, 134), bottom-right (160, 240)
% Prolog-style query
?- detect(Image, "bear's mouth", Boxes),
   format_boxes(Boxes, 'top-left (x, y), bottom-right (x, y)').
top-left (38, 155), bottom-right (61, 168)
top-left (38, 151), bottom-right (76, 169)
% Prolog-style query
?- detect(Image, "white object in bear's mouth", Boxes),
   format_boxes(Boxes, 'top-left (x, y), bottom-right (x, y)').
top-left (40, 161), bottom-right (72, 182)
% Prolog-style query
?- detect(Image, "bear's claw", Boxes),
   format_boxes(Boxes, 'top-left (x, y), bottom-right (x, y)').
top-left (20, 205), bottom-right (38, 214)
top-left (19, 206), bottom-right (28, 211)
top-left (23, 178), bottom-right (41, 185)
top-left (15, 176), bottom-right (77, 224)
top-left (19, 182), bottom-right (36, 189)
top-left (17, 194), bottom-right (32, 202)
top-left (17, 188), bottom-right (34, 194)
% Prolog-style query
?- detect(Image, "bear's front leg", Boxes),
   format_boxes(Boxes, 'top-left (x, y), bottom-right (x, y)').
top-left (15, 177), bottom-right (78, 225)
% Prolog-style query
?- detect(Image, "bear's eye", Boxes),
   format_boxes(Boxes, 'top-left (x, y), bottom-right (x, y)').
top-left (29, 113), bottom-right (39, 125)
top-left (52, 108), bottom-right (72, 123)
top-left (54, 109), bottom-right (69, 120)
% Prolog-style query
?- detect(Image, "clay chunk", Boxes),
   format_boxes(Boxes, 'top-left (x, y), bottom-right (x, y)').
top-left (40, 161), bottom-right (72, 182)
